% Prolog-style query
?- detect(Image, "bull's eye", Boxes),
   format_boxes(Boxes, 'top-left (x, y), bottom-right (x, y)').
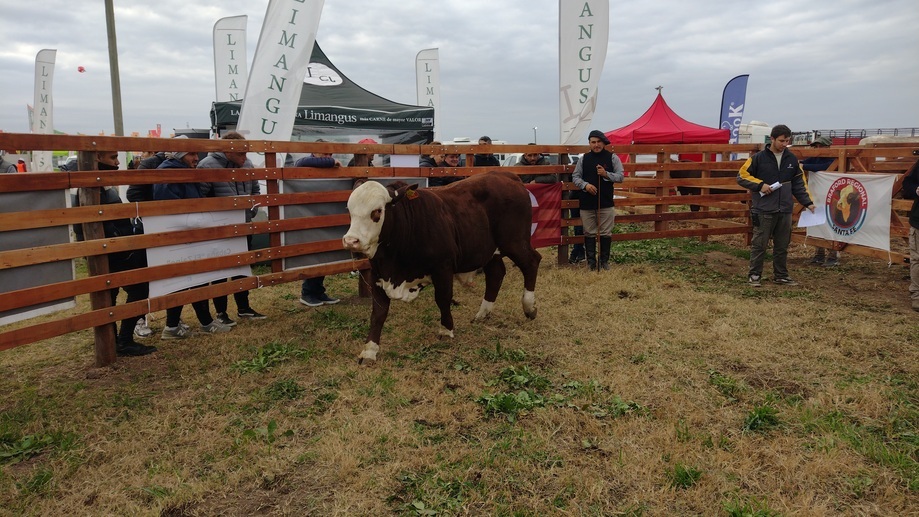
top-left (370, 208), bottom-right (382, 223)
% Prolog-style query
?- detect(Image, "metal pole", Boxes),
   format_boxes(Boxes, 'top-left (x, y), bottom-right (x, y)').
top-left (533, 126), bottom-right (538, 143)
top-left (104, 0), bottom-right (124, 136)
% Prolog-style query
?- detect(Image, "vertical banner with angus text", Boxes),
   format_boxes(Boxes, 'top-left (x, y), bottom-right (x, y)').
top-left (237, 0), bottom-right (324, 157)
top-left (213, 15), bottom-right (249, 103)
top-left (719, 74), bottom-right (749, 144)
top-left (415, 48), bottom-right (440, 141)
top-left (32, 49), bottom-right (56, 172)
top-left (526, 182), bottom-right (562, 248)
top-left (805, 172), bottom-right (895, 251)
top-left (559, 0), bottom-right (608, 145)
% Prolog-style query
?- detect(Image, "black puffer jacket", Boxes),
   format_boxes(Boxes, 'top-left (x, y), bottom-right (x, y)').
top-left (903, 161), bottom-right (919, 230)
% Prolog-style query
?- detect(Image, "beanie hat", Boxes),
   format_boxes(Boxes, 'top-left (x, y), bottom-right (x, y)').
top-left (170, 135), bottom-right (190, 160)
top-left (588, 130), bottom-right (610, 145)
top-left (811, 136), bottom-right (832, 147)
top-left (358, 138), bottom-right (378, 145)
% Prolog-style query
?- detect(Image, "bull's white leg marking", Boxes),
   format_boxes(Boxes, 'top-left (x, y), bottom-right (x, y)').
top-left (376, 276), bottom-right (431, 302)
top-left (492, 248), bottom-right (500, 255)
top-left (522, 290), bottom-right (537, 319)
top-left (359, 340), bottom-right (380, 363)
top-left (474, 300), bottom-right (495, 321)
top-left (437, 326), bottom-right (454, 338)
top-left (455, 271), bottom-right (475, 288)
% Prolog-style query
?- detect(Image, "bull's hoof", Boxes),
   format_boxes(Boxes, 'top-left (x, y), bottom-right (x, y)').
top-left (437, 327), bottom-right (455, 338)
top-left (358, 341), bottom-right (380, 364)
top-left (525, 307), bottom-right (537, 320)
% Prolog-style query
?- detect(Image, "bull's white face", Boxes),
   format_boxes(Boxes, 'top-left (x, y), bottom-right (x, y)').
top-left (343, 181), bottom-right (390, 258)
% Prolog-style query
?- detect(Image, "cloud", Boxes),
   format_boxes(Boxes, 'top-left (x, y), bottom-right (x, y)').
top-left (1, 0), bottom-right (916, 143)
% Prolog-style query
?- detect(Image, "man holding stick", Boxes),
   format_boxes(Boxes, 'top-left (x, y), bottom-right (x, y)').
top-left (572, 130), bottom-right (625, 271)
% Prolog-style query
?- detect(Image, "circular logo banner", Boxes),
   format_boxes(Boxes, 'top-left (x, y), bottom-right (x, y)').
top-left (824, 177), bottom-right (868, 236)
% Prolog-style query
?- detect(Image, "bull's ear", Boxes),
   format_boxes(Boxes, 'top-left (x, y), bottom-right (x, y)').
top-left (391, 183), bottom-right (420, 203)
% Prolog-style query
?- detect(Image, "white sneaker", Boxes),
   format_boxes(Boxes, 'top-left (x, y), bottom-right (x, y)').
top-left (134, 318), bottom-right (153, 338)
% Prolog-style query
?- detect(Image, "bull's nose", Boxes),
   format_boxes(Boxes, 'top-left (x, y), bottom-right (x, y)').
top-left (343, 236), bottom-right (360, 250)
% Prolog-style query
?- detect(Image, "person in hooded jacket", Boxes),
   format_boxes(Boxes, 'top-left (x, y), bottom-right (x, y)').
top-left (519, 144), bottom-right (557, 184)
top-left (154, 149), bottom-right (233, 338)
top-left (473, 136), bottom-right (501, 167)
top-left (73, 151), bottom-right (157, 357)
top-left (197, 131), bottom-right (267, 324)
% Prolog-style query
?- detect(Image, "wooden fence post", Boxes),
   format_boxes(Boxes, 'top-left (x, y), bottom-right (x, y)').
top-left (77, 151), bottom-right (116, 367)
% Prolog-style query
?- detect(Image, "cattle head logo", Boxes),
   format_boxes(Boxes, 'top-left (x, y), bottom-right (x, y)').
top-left (824, 177), bottom-right (868, 236)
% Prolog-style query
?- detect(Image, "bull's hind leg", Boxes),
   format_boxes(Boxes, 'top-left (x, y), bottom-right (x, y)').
top-left (502, 245), bottom-right (541, 320)
top-left (474, 255), bottom-right (506, 321)
top-left (432, 272), bottom-right (456, 338)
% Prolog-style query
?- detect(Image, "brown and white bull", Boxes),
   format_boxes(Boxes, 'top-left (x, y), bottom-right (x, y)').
top-left (342, 171), bottom-right (541, 363)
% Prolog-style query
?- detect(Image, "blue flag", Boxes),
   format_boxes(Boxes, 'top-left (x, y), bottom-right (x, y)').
top-left (719, 75), bottom-right (749, 144)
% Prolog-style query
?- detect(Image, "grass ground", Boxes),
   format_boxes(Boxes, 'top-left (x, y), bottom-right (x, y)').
top-left (1, 235), bottom-right (917, 516)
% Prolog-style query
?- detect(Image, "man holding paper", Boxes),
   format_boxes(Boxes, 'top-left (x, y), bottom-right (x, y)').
top-left (737, 124), bottom-right (815, 287)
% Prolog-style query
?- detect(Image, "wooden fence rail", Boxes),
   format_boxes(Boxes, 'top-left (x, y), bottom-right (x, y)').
top-left (0, 133), bottom-right (915, 364)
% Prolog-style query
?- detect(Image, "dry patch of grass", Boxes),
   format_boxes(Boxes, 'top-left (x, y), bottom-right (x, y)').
top-left (1, 236), bottom-right (917, 515)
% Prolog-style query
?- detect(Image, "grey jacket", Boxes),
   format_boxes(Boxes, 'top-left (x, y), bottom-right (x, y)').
top-left (197, 152), bottom-right (260, 221)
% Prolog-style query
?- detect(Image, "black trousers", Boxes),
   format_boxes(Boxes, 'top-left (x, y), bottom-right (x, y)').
top-left (108, 251), bottom-right (149, 345)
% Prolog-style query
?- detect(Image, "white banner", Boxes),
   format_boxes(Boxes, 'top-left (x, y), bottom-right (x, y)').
top-left (559, 0), bottom-right (609, 145)
top-left (237, 0), bottom-right (324, 148)
top-left (145, 211), bottom-right (252, 298)
top-left (213, 15), bottom-right (249, 102)
top-left (415, 48), bottom-right (440, 141)
top-left (805, 172), bottom-right (895, 252)
top-left (32, 49), bottom-right (56, 172)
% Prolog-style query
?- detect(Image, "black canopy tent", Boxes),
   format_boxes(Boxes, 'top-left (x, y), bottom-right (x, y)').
top-left (210, 42), bottom-right (434, 145)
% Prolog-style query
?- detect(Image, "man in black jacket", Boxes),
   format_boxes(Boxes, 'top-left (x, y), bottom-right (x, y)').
top-left (903, 160), bottom-right (919, 311)
top-left (737, 125), bottom-right (815, 287)
top-left (571, 130), bottom-right (625, 270)
top-left (473, 136), bottom-right (501, 167)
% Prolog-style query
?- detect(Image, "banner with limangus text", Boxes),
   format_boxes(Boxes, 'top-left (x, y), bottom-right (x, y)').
top-left (526, 182), bottom-right (562, 248)
top-left (415, 48), bottom-right (440, 141)
top-left (237, 0), bottom-right (324, 149)
top-left (32, 49), bottom-right (56, 172)
top-left (213, 15), bottom-right (248, 103)
top-left (719, 74), bottom-right (749, 144)
top-left (805, 172), bottom-right (895, 252)
top-left (559, 0), bottom-right (608, 145)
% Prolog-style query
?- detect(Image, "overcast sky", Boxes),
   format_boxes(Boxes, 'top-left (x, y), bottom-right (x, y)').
top-left (1, 0), bottom-right (916, 144)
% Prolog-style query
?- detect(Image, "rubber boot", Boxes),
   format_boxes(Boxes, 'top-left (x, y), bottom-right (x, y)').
top-left (584, 237), bottom-right (597, 271)
top-left (599, 236), bottom-right (612, 270)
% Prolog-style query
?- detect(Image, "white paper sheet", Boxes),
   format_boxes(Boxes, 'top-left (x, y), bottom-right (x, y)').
top-left (797, 206), bottom-right (826, 228)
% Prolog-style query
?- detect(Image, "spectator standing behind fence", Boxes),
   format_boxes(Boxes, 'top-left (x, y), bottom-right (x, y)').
top-left (519, 144), bottom-right (557, 184)
top-left (73, 151), bottom-right (157, 357)
top-left (902, 160), bottom-right (919, 312)
top-left (474, 136), bottom-right (501, 168)
top-left (347, 138), bottom-right (378, 167)
top-left (154, 148), bottom-right (234, 338)
top-left (801, 135), bottom-right (839, 266)
top-left (1, 151), bottom-right (18, 173)
top-left (126, 144), bottom-right (173, 339)
top-left (197, 131), bottom-right (267, 325)
top-left (428, 150), bottom-right (462, 187)
top-left (294, 142), bottom-right (342, 307)
top-left (572, 130), bottom-right (624, 271)
top-left (737, 124), bottom-right (815, 287)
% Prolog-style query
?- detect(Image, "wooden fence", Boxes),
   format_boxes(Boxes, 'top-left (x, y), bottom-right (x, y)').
top-left (0, 133), bottom-right (915, 365)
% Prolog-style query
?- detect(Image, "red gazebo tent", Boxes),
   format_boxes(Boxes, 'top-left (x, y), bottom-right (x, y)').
top-left (605, 93), bottom-right (729, 147)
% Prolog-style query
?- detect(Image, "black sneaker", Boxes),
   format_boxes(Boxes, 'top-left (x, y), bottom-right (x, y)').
top-left (316, 293), bottom-right (340, 305)
top-left (237, 308), bottom-right (267, 320)
top-left (116, 341), bottom-right (157, 357)
top-left (215, 312), bottom-right (237, 327)
top-left (748, 274), bottom-right (762, 287)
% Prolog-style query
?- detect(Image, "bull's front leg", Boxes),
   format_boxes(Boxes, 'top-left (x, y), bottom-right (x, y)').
top-left (431, 271), bottom-right (455, 338)
top-left (359, 282), bottom-right (391, 364)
